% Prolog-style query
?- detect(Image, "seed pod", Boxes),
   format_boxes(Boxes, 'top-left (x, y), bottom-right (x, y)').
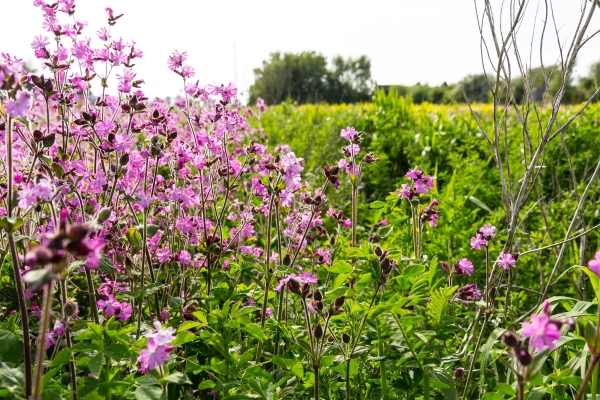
top-left (342, 333), bottom-right (351, 344)
top-left (314, 325), bottom-right (324, 339)
top-left (334, 295), bottom-right (345, 308)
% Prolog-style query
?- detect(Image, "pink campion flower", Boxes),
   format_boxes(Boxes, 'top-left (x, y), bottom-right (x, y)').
top-left (588, 251), bottom-right (600, 276)
top-left (97, 295), bottom-right (120, 317)
top-left (457, 258), bottom-right (474, 276)
top-left (184, 81), bottom-right (198, 95)
top-left (167, 50), bottom-right (187, 70)
top-left (497, 253), bottom-right (517, 270)
top-left (181, 65), bottom-right (195, 78)
top-left (275, 273), bottom-right (297, 292)
top-left (406, 166), bottom-right (424, 180)
top-left (326, 207), bottom-right (336, 217)
top-left (480, 224), bottom-right (497, 240)
top-left (397, 184), bottom-right (411, 199)
top-left (34, 178), bottom-right (55, 201)
top-left (18, 182), bottom-right (38, 209)
top-left (97, 27), bottom-right (110, 41)
top-left (5, 92), bottom-right (31, 118)
top-left (340, 126), bottom-right (358, 141)
top-left (31, 35), bottom-right (50, 50)
top-left (298, 272), bottom-right (318, 284)
top-left (342, 219), bottom-right (351, 228)
top-left (45, 330), bottom-right (56, 350)
top-left (117, 302), bottom-right (132, 321)
top-left (179, 250), bottom-right (191, 265)
top-left (145, 320), bottom-right (175, 346)
top-left (266, 308), bottom-right (273, 318)
top-left (521, 314), bottom-right (561, 351)
top-left (137, 338), bottom-right (172, 374)
top-left (84, 237), bottom-right (105, 270)
top-left (156, 248), bottom-right (171, 263)
top-left (95, 119), bottom-right (115, 136)
top-left (470, 234), bottom-right (487, 250)
top-left (137, 193), bottom-right (153, 208)
top-left (281, 152), bottom-right (304, 189)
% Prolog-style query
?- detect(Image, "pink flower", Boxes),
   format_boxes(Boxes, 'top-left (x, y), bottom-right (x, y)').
top-left (340, 126), bottom-right (358, 141)
top-left (5, 92), bottom-right (31, 118)
top-left (18, 182), bottom-right (38, 209)
top-left (117, 302), bottom-right (133, 321)
top-left (470, 234), bottom-right (487, 250)
top-left (406, 166), bottom-right (424, 180)
top-left (95, 119), bottom-right (115, 136)
top-left (97, 295), bottom-right (120, 317)
top-left (457, 258), bottom-right (474, 276)
top-left (298, 272), bottom-right (317, 284)
top-left (342, 219), bottom-right (351, 229)
top-left (31, 35), bottom-right (50, 50)
top-left (521, 314), bottom-right (561, 351)
top-left (497, 253), bottom-right (517, 270)
top-left (156, 248), bottom-right (171, 263)
top-left (145, 320), bottom-right (175, 346)
top-left (281, 152), bottom-right (304, 189)
top-left (179, 250), bottom-right (191, 265)
top-left (168, 50), bottom-right (187, 71)
top-left (588, 251), bottom-right (600, 276)
top-left (396, 184), bottom-right (411, 199)
top-left (275, 273), bottom-right (296, 292)
top-left (480, 224), bottom-right (497, 240)
top-left (181, 65), bottom-right (195, 78)
top-left (137, 338), bottom-right (172, 374)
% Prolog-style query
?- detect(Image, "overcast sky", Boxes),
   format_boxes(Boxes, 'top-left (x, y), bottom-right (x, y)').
top-left (1, 0), bottom-right (599, 102)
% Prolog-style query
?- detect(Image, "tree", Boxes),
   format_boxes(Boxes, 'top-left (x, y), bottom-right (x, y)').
top-left (249, 52), bottom-right (374, 105)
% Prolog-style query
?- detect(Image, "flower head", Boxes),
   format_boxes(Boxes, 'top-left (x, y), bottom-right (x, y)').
top-left (456, 258), bottom-right (474, 276)
top-left (497, 253), bottom-right (517, 270)
top-left (145, 320), bottom-right (175, 346)
top-left (521, 314), bottom-right (561, 351)
top-left (588, 251), bottom-right (600, 276)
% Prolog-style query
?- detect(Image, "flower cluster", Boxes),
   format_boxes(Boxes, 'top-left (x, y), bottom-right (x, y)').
top-left (138, 321), bottom-right (175, 374)
top-left (397, 166), bottom-right (436, 199)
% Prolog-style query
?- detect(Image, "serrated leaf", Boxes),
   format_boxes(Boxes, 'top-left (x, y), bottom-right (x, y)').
top-left (135, 385), bottom-right (166, 400)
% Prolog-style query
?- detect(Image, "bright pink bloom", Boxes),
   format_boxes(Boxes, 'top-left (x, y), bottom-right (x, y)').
top-left (340, 126), bottom-right (358, 141)
top-left (137, 338), bottom-right (172, 374)
top-left (457, 258), bottom-right (474, 276)
top-left (497, 253), bottom-right (516, 270)
top-left (521, 314), bottom-right (561, 351)
top-left (31, 35), bottom-right (50, 50)
top-left (5, 92), bottom-right (31, 118)
top-left (298, 272), bottom-right (317, 284)
top-left (470, 234), bottom-right (487, 250)
top-left (145, 320), bottom-right (175, 346)
top-left (97, 295), bottom-right (120, 317)
top-left (118, 302), bottom-right (133, 321)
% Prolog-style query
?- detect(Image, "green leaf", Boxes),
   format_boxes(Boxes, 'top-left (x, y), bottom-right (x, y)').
top-left (49, 347), bottom-right (72, 367)
top-left (0, 217), bottom-right (25, 233)
top-left (243, 323), bottom-right (266, 341)
top-left (88, 353), bottom-right (103, 376)
top-left (42, 133), bottom-right (56, 148)
top-left (0, 361), bottom-right (26, 397)
top-left (197, 380), bottom-right (215, 390)
top-left (0, 330), bottom-right (24, 364)
top-left (495, 382), bottom-right (516, 395)
top-left (429, 379), bottom-right (450, 389)
top-left (51, 162), bottom-right (64, 178)
top-left (161, 372), bottom-right (191, 385)
top-left (369, 201), bottom-right (386, 209)
top-left (135, 385), bottom-right (166, 400)
top-left (104, 344), bottom-right (131, 360)
top-left (480, 393), bottom-right (502, 400)
top-left (328, 260), bottom-right (353, 274)
top-left (467, 195), bottom-right (492, 213)
top-left (172, 331), bottom-right (196, 346)
top-left (125, 227), bottom-right (143, 254)
top-left (98, 256), bottom-right (118, 273)
top-left (426, 286), bottom-right (458, 327)
top-left (177, 321), bottom-right (203, 332)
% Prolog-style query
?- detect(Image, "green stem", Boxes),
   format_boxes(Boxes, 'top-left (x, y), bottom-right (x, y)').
top-left (85, 269), bottom-right (99, 324)
top-left (345, 356), bottom-right (351, 400)
top-left (6, 116), bottom-right (32, 397)
top-left (424, 368), bottom-right (430, 400)
top-left (59, 280), bottom-right (77, 400)
top-left (136, 208), bottom-right (148, 340)
top-left (256, 195), bottom-right (275, 363)
top-left (314, 363), bottom-right (320, 400)
top-left (377, 322), bottom-right (388, 400)
top-left (351, 185), bottom-right (358, 248)
top-left (462, 314), bottom-right (489, 400)
top-left (33, 280), bottom-right (54, 400)
top-left (576, 355), bottom-right (600, 400)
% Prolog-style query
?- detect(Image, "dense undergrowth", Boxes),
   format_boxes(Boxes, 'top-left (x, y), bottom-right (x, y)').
top-left (1, 2), bottom-right (600, 400)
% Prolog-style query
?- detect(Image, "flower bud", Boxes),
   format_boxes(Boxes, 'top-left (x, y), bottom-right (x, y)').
top-left (68, 224), bottom-right (90, 241)
top-left (454, 368), bottom-right (464, 379)
top-left (342, 333), bottom-right (351, 344)
top-left (516, 347), bottom-right (532, 366)
top-left (64, 300), bottom-right (78, 317)
top-left (313, 290), bottom-right (323, 301)
top-left (502, 331), bottom-right (519, 348)
top-left (314, 325), bottom-right (324, 339)
top-left (334, 295), bottom-right (345, 308)
top-left (374, 245), bottom-right (383, 257)
top-left (287, 278), bottom-right (301, 296)
top-left (96, 207), bottom-right (112, 223)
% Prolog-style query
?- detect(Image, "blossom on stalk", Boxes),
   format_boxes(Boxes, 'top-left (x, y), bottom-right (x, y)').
top-left (145, 320), bottom-right (175, 346)
top-left (497, 252), bottom-right (517, 270)
top-left (137, 338), bottom-right (172, 374)
top-left (521, 313), bottom-right (561, 351)
top-left (456, 258), bottom-right (474, 276)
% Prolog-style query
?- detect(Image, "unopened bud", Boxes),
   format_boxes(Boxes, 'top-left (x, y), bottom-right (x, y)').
top-left (342, 333), bottom-right (351, 344)
top-left (96, 207), bottom-right (112, 223)
top-left (313, 290), bottom-right (323, 301)
top-left (516, 347), bottom-right (532, 366)
top-left (282, 254), bottom-right (291, 266)
top-left (454, 368), bottom-right (464, 379)
top-left (334, 295), bottom-right (345, 308)
top-left (502, 331), bottom-right (519, 348)
top-left (374, 245), bottom-right (383, 257)
top-left (314, 325), bottom-right (324, 339)
top-left (64, 300), bottom-right (78, 317)
top-left (68, 224), bottom-right (90, 241)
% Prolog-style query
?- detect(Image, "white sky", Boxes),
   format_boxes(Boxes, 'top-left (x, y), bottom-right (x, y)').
top-left (1, 0), bottom-right (599, 102)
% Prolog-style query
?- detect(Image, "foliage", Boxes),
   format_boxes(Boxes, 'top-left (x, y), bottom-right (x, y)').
top-left (249, 52), bottom-right (374, 105)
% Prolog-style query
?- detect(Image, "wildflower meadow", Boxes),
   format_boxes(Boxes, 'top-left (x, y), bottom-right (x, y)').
top-left (2, 1), bottom-right (600, 400)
